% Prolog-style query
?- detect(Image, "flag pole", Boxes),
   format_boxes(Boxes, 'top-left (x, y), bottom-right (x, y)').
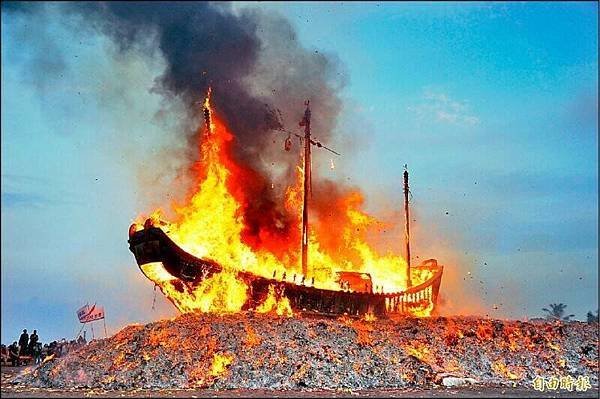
top-left (103, 318), bottom-right (108, 338)
top-left (74, 322), bottom-right (85, 341)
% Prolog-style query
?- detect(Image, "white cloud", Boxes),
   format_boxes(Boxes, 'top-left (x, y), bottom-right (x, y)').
top-left (409, 88), bottom-right (480, 126)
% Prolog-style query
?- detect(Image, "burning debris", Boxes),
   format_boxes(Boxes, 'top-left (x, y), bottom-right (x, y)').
top-left (14, 314), bottom-right (598, 390)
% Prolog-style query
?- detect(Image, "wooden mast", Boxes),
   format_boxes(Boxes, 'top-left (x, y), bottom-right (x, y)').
top-left (275, 100), bottom-right (337, 278)
top-left (300, 101), bottom-right (311, 277)
top-left (403, 165), bottom-right (412, 287)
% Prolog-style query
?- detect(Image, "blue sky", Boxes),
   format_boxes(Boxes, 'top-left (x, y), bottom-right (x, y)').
top-left (2, 2), bottom-right (597, 343)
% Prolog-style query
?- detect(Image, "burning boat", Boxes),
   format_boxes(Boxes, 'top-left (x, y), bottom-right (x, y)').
top-left (128, 92), bottom-right (444, 318)
top-left (129, 224), bottom-right (443, 317)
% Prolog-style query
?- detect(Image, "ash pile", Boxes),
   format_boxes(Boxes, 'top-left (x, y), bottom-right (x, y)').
top-left (15, 313), bottom-right (598, 390)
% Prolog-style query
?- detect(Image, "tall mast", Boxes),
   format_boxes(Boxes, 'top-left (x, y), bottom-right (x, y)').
top-left (300, 101), bottom-right (311, 277)
top-left (277, 100), bottom-right (337, 278)
top-left (403, 165), bottom-right (412, 287)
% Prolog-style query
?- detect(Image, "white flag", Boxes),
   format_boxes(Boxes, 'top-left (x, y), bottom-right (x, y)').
top-left (77, 304), bottom-right (91, 323)
top-left (77, 303), bottom-right (105, 323)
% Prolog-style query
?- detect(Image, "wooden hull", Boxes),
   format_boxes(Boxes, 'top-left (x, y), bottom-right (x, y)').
top-left (128, 226), bottom-right (443, 317)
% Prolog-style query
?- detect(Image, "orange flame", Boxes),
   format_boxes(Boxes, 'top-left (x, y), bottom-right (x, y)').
top-left (244, 325), bottom-right (261, 348)
top-left (255, 285), bottom-right (293, 317)
top-left (136, 91), bottom-right (436, 315)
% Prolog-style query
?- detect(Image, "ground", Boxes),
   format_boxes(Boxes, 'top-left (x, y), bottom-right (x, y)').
top-left (4, 314), bottom-right (597, 397)
top-left (2, 366), bottom-right (598, 398)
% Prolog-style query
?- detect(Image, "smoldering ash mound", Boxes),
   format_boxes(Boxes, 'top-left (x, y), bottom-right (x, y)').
top-left (15, 314), bottom-right (598, 390)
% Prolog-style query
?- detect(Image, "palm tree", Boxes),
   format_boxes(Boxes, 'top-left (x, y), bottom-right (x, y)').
top-left (586, 310), bottom-right (599, 323)
top-left (542, 303), bottom-right (575, 321)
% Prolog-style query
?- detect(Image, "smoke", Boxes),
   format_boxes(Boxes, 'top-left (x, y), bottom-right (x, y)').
top-left (68, 1), bottom-right (346, 169)
top-left (3, 1), bottom-right (348, 252)
top-left (80, 1), bottom-right (346, 251)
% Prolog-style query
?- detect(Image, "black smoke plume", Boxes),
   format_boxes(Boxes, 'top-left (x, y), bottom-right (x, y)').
top-left (3, 1), bottom-right (347, 257)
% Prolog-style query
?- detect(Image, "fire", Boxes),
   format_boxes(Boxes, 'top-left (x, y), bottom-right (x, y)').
top-left (42, 354), bottom-right (55, 364)
top-left (255, 285), bottom-right (293, 317)
top-left (244, 325), bottom-right (261, 348)
top-left (476, 321), bottom-right (494, 341)
top-left (405, 340), bottom-right (434, 364)
top-left (363, 312), bottom-right (376, 322)
top-left (210, 353), bottom-right (234, 377)
top-left (503, 325), bottom-right (521, 352)
top-left (443, 320), bottom-right (464, 346)
top-left (491, 360), bottom-right (523, 380)
top-left (548, 342), bottom-right (560, 351)
top-left (141, 263), bottom-right (247, 313)
top-left (136, 90), bottom-right (436, 315)
top-left (354, 321), bottom-right (374, 346)
top-left (406, 297), bottom-right (435, 318)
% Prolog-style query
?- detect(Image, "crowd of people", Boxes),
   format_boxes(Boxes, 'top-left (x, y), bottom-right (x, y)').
top-left (1, 328), bottom-right (87, 367)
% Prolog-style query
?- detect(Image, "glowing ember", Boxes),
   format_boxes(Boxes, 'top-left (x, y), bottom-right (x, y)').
top-left (210, 353), bottom-right (234, 377)
top-left (363, 312), bottom-right (377, 322)
top-left (476, 322), bottom-right (494, 341)
top-left (405, 340), bottom-right (433, 364)
top-left (354, 321), bottom-right (374, 346)
top-left (548, 342), bottom-right (560, 351)
top-left (16, 314), bottom-right (598, 390)
top-left (244, 325), bottom-right (261, 348)
top-left (491, 360), bottom-right (523, 380)
top-left (42, 354), bottom-right (55, 364)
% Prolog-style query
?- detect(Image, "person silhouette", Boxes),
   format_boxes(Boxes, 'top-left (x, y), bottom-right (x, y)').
top-left (28, 330), bottom-right (39, 355)
top-left (18, 329), bottom-right (29, 356)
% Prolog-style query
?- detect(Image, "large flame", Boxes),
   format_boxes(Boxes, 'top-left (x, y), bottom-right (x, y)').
top-left (136, 91), bottom-right (434, 316)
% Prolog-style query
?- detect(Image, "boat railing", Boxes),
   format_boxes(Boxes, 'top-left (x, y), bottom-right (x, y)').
top-left (380, 260), bottom-right (444, 314)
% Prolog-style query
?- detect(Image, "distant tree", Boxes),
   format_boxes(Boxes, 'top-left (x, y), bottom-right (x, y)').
top-left (586, 310), bottom-right (599, 323)
top-left (542, 303), bottom-right (575, 321)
